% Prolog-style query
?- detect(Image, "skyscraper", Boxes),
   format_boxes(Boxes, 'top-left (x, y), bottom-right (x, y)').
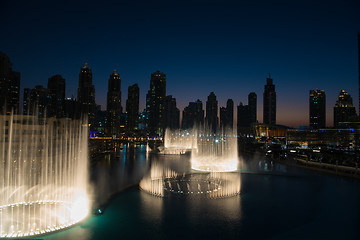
top-left (219, 107), bottom-right (226, 130)
top-left (182, 100), bottom-right (204, 129)
top-left (205, 92), bottom-right (218, 132)
top-left (48, 74), bottom-right (65, 118)
top-left (226, 99), bottom-right (234, 129)
top-left (0, 52), bottom-right (20, 114)
top-left (165, 95), bottom-right (180, 130)
top-left (28, 85), bottom-right (50, 118)
top-left (263, 74), bottom-right (276, 125)
top-left (358, 33), bottom-right (360, 116)
top-left (77, 63), bottom-right (96, 126)
top-left (334, 90), bottom-right (358, 127)
top-left (106, 70), bottom-right (121, 136)
top-left (237, 102), bottom-right (250, 129)
top-left (248, 92), bottom-right (257, 124)
top-left (220, 99), bottom-right (234, 130)
top-left (309, 89), bottom-right (326, 129)
top-left (147, 70), bottom-right (166, 137)
top-left (126, 83), bottom-right (139, 131)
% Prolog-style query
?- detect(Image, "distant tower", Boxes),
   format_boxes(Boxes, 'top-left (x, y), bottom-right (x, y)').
top-left (77, 63), bottom-right (96, 126)
top-left (147, 70), bottom-right (166, 137)
top-left (0, 52), bottom-right (20, 114)
top-left (226, 99), bottom-right (234, 129)
top-left (165, 95), bottom-right (180, 130)
top-left (106, 70), bottom-right (122, 136)
top-left (237, 102), bottom-right (250, 129)
top-left (182, 100), bottom-right (204, 129)
top-left (23, 88), bottom-right (30, 115)
top-left (219, 107), bottom-right (226, 130)
top-left (334, 90), bottom-right (358, 127)
top-left (29, 85), bottom-right (50, 118)
top-left (205, 92), bottom-right (218, 132)
top-left (126, 83), bottom-right (139, 131)
top-left (358, 33), bottom-right (360, 116)
top-left (48, 74), bottom-right (65, 118)
top-left (309, 89), bottom-right (326, 129)
top-left (263, 74), bottom-right (276, 125)
top-left (248, 92), bottom-right (257, 124)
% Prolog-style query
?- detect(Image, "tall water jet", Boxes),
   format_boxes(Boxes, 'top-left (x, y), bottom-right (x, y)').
top-left (0, 114), bottom-right (90, 238)
top-left (159, 128), bottom-right (197, 155)
top-left (191, 127), bottom-right (238, 172)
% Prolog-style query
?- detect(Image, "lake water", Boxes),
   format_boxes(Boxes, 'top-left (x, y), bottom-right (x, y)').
top-left (43, 144), bottom-right (360, 240)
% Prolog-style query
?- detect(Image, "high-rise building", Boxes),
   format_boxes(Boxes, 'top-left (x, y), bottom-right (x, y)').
top-left (220, 107), bottom-right (226, 130)
top-left (248, 92), bottom-right (257, 124)
top-left (23, 88), bottom-right (31, 115)
top-left (182, 100), bottom-right (204, 129)
top-left (0, 52), bottom-right (20, 114)
top-left (205, 92), bottom-right (218, 132)
top-left (358, 33), bottom-right (360, 116)
top-left (48, 74), bottom-right (65, 118)
top-left (237, 102), bottom-right (250, 129)
top-left (165, 95), bottom-right (180, 130)
top-left (29, 85), bottom-right (50, 118)
top-left (309, 89), bottom-right (326, 129)
top-left (226, 99), bottom-right (234, 129)
top-left (263, 74), bottom-right (276, 125)
top-left (106, 70), bottom-right (121, 136)
top-left (146, 70), bottom-right (166, 137)
top-left (219, 99), bottom-right (234, 130)
top-left (77, 63), bottom-right (96, 126)
top-left (334, 90), bottom-right (358, 127)
top-left (126, 83), bottom-right (139, 131)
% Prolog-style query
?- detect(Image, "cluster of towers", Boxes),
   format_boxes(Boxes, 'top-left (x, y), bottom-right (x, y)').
top-left (0, 51), bottom-right (279, 138)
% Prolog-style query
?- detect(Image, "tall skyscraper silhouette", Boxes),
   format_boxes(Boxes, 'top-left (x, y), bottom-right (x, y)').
top-left (309, 89), bottom-right (326, 129)
top-left (48, 74), bottom-right (65, 118)
top-left (358, 33), bottom-right (360, 116)
top-left (220, 99), bottom-right (234, 130)
top-left (263, 74), bottom-right (276, 125)
top-left (226, 99), bottom-right (234, 129)
top-left (165, 95), bottom-right (180, 130)
top-left (147, 70), bottom-right (166, 137)
top-left (237, 102), bottom-right (250, 129)
top-left (126, 83), bottom-right (139, 131)
top-left (0, 52), bottom-right (20, 114)
top-left (106, 70), bottom-right (121, 136)
top-left (77, 63), bottom-right (95, 126)
top-left (248, 92), bottom-right (257, 124)
top-left (182, 100), bottom-right (204, 129)
top-left (334, 90), bottom-right (357, 127)
top-left (205, 92), bottom-right (218, 132)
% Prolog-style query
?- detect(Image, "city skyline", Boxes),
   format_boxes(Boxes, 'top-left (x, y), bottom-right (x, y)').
top-left (1, 0), bottom-right (359, 127)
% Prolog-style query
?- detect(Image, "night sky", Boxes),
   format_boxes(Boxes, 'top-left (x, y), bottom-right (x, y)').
top-left (1, 0), bottom-right (359, 127)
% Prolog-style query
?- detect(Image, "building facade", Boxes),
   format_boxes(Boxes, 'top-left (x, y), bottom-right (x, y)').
top-left (77, 63), bottom-right (96, 126)
top-left (205, 92), bottom-right (218, 132)
top-left (263, 75), bottom-right (276, 125)
top-left (146, 70), bottom-right (166, 137)
top-left (126, 83), bottom-right (139, 131)
top-left (248, 92), bottom-right (257, 124)
top-left (309, 89), bottom-right (326, 129)
top-left (334, 90), bottom-right (358, 127)
top-left (0, 52), bottom-right (20, 114)
top-left (48, 74), bottom-right (65, 118)
top-left (106, 70), bottom-right (121, 136)
top-left (165, 95), bottom-right (180, 130)
top-left (182, 100), bottom-right (204, 129)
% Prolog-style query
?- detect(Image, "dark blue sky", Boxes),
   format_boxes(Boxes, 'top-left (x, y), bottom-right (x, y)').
top-left (1, 0), bottom-right (359, 127)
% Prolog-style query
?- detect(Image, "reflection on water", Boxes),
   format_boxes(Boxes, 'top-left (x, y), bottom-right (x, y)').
top-left (43, 146), bottom-right (360, 240)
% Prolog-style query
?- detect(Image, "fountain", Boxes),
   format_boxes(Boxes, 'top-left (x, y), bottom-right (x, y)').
top-left (159, 128), bottom-right (197, 155)
top-left (191, 128), bottom-right (238, 172)
top-left (0, 114), bottom-right (90, 238)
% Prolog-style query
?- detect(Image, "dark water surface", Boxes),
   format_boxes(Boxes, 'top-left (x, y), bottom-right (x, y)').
top-left (43, 144), bottom-right (360, 240)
